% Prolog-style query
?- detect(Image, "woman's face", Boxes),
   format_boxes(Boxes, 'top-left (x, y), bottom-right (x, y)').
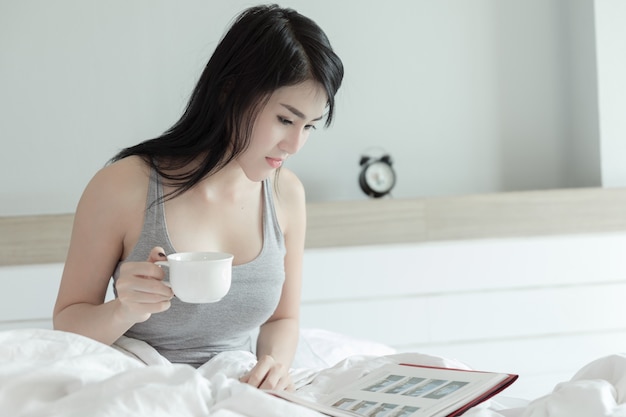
top-left (236, 80), bottom-right (328, 182)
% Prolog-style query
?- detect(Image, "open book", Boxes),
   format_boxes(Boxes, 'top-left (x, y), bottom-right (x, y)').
top-left (271, 363), bottom-right (518, 417)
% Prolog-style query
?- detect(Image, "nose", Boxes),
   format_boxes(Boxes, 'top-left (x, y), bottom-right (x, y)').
top-left (279, 129), bottom-right (307, 155)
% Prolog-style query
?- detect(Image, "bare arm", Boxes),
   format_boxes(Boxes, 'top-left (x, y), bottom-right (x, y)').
top-left (240, 169), bottom-right (305, 391)
top-left (53, 158), bottom-right (173, 345)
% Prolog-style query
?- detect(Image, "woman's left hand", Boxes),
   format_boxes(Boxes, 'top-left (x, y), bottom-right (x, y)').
top-left (240, 354), bottom-right (294, 391)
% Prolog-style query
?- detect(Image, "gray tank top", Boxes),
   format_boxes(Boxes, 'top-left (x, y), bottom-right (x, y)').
top-left (112, 169), bottom-right (286, 367)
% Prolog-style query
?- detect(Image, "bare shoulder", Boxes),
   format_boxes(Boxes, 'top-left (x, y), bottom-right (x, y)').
top-left (274, 168), bottom-right (305, 203)
top-left (78, 156), bottom-right (151, 219)
top-left (272, 168), bottom-right (306, 235)
top-left (90, 155), bottom-right (150, 189)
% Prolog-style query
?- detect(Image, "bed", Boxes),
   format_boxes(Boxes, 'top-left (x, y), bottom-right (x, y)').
top-left (2, 187), bottom-right (626, 416)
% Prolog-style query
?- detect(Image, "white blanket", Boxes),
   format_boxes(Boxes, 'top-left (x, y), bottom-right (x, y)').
top-left (0, 329), bottom-right (325, 417)
top-left (1, 329), bottom-right (625, 417)
top-left (447, 354), bottom-right (626, 417)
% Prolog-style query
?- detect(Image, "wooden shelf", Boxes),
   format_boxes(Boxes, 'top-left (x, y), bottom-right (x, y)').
top-left (4, 187), bottom-right (626, 266)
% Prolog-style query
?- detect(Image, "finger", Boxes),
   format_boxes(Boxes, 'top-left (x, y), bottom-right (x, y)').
top-left (242, 356), bottom-right (291, 390)
top-left (241, 356), bottom-right (274, 388)
top-left (118, 287), bottom-right (173, 306)
top-left (147, 246), bottom-right (167, 263)
top-left (259, 373), bottom-right (280, 390)
top-left (148, 247), bottom-right (167, 263)
top-left (117, 273), bottom-right (173, 298)
top-left (116, 286), bottom-right (172, 314)
top-left (117, 298), bottom-right (171, 323)
top-left (241, 367), bottom-right (268, 388)
top-left (259, 369), bottom-right (292, 391)
top-left (121, 261), bottom-right (167, 282)
top-left (129, 282), bottom-right (173, 300)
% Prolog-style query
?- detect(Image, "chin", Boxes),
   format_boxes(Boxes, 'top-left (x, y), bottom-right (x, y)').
top-left (244, 170), bottom-right (273, 183)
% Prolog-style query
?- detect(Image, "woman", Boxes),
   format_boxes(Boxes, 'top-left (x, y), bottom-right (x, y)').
top-left (53, 4), bottom-right (343, 391)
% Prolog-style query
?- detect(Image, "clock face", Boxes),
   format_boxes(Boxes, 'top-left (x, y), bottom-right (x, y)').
top-left (363, 161), bottom-right (395, 195)
top-left (359, 160), bottom-right (396, 198)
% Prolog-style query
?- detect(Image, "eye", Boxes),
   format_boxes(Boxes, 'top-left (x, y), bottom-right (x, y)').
top-left (277, 116), bottom-right (293, 125)
top-left (304, 124), bottom-right (317, 131)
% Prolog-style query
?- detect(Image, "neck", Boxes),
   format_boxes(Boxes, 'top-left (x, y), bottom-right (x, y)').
top-left (189, 162), bottom-right (262, 204)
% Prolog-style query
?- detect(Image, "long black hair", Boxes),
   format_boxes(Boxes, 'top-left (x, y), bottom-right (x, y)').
top-left (111, 4), bottom-right (344, 200)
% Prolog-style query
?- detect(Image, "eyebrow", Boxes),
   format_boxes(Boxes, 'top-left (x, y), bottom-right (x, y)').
top-left (280, 103), bottom-right (324, 122)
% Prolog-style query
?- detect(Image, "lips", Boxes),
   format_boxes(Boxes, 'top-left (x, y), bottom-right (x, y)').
top-left (266, 157), bottom-right (284, 169)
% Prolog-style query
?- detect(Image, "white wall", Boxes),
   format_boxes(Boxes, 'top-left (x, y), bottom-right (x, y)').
top-left (0, 0), bottom-right (606, 215)
top-left (594, 0), bottom-right (626, 187)
top-left (559, 0), bottom-right (601, 188)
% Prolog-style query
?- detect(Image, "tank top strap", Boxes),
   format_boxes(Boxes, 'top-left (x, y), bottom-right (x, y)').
top-left (135, 167), bottom-right (175, 256)
top-left (146, 166), bottom-right (164, 218)
top-left (261, 178), bottom-right (285, 251)
top-left (143, 167), bottom-right (164, 231)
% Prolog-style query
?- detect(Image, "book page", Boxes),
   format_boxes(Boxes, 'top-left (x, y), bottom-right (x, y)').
top-left (319, 364), bottom-right (511, 417)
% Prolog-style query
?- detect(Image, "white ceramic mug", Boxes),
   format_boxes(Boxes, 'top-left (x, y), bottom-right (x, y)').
top-left (155, 251), bottom-right (233, 303)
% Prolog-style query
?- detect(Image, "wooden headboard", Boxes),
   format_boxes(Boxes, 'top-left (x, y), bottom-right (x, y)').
top-left (3, 186), bottom-right (626, 266)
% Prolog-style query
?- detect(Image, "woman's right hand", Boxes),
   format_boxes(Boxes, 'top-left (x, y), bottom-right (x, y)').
top-left (114, 247), bottom-right (174, 324)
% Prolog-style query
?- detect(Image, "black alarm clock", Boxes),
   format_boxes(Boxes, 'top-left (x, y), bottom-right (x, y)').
top-left (359, 153), bottom-right (396, 198)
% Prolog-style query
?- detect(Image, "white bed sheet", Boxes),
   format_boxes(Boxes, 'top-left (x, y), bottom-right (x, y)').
top-left (1, 328), bottom-right (626, 417)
